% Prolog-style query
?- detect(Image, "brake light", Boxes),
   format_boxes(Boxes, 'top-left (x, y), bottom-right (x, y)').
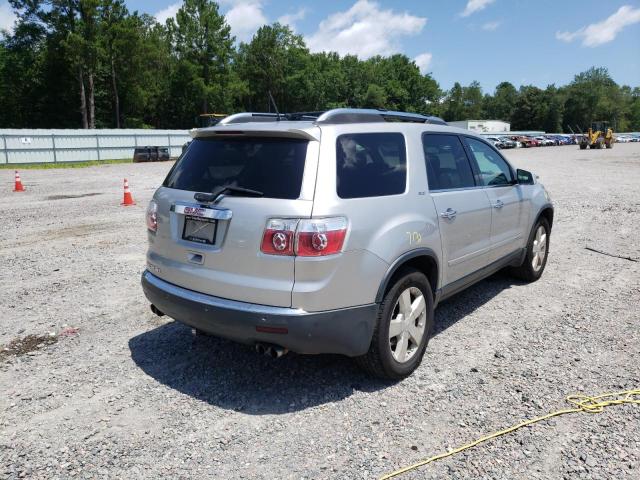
top-left (260, 219), bottom-right (298, 256)
top-left (260, 217), bottom-right (347, 257)
top-left (146, 200), bottom-right (158, 233)
top-left (296, 217), bottom-right (347, 256)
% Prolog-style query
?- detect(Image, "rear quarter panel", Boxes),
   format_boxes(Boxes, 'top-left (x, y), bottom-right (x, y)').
top-left (293, 124), bottom-right (442, 311)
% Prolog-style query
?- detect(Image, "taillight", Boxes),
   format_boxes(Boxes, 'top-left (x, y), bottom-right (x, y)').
top-left (296, 217), bottom-right (347, 256)
top-left (260, 219), bottom-right (298, 256)
top-left (260, 217), bottom-right (347, 257)
top-left (146, 200), bottom-right (158, 233)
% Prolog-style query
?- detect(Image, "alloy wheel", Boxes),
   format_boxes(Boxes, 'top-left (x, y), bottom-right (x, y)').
top-left (531, 225), bottom-right (547, 272)
top-left (388, 287), bottom-right (427, 363)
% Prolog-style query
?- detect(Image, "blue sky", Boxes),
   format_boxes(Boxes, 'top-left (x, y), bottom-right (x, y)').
top-left (2, 0), bottom-right (639, 92)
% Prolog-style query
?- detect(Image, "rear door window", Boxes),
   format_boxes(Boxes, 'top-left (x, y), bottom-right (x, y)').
top-left (422, 134), bottom-right (475, 191)
top-left (464, 137), bottom-right (514, 186)
top-left (163, 137), bottom-right (308, 199)
top-left (336, 133), bottom-right (407, 199)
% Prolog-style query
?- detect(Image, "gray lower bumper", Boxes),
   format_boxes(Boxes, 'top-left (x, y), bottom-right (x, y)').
top-left (141, 271), bottom-right (377, 356)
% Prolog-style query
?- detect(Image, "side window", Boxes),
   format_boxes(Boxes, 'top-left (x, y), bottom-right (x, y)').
top-left (464, 137), bottom-right (514, 186)
top-left (336, 133), bottom-right (406, 199)
top-left (422, 134), bottom-right (475, 191)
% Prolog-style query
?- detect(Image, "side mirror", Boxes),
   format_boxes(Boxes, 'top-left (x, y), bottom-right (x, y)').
top-left (516, 169), bottom-right (535, 185)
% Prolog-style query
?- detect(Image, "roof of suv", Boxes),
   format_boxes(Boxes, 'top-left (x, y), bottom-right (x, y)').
top-left (190, 108), bottom-right (480, 142)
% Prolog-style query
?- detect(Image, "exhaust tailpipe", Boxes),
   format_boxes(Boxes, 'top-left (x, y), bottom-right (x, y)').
top-left (269, 345), bottom-right (288, 358)
top-left (150, 304), bottom-right (165, 317)
top-left (255, 343), bottom-right (288, 359)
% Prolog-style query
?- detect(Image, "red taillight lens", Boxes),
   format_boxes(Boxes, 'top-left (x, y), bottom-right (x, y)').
top-left (146, 200), bottom-right (158, 233)
top-left (297, 230), bottom-right (347, 256)
top-left (261, 217), bottom-right (348, 257)
top-left (260, 219), bottom-right (298, 256)
top-left (296, 217), bottom-right (348, 257)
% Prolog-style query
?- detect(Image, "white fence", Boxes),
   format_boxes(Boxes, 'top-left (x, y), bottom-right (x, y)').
top-left (0, 129), bottom-right (192, 164)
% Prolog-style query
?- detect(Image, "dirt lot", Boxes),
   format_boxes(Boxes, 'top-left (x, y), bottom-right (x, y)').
top-left (1, 144), bottom-right (639, 479)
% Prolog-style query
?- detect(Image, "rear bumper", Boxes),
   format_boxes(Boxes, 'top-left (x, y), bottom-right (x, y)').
top-left (141, 271), bottom-right (377, 356)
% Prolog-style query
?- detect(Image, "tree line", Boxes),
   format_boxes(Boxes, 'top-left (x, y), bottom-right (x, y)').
top-left (1, 0), bottom-right (639, 132)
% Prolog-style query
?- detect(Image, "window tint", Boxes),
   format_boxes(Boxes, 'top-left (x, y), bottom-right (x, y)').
top-left (163, 137), bottom-right (308, 199)
top-left (336, 133), bottom-right (406, 199)
top-left (464, 137), bottom-right (514, 186)
top-left (422, 134), bottom-right (475, 191)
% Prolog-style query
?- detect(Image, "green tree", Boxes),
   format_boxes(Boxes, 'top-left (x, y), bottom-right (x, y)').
top-left (462, 81), bottom-right (483, 119)
top-left (0, 19), bottom-right (46, 127)
top-left (511, 86), bottom-right (547, 130)
top-left (442, 82), bottom-right (465, 121)
top-left (362, 84), bottom-right (387, 108)
top-left (236, 23), bottom-right (308, 112)
top-left (484, 81), bottom-right (518, 121)
top-left (167, 0), bottom-right (234, 119)
top-left (563, 67), bottom-right (622, 132)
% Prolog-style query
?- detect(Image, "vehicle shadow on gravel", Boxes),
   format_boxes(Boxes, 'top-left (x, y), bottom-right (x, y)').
top-left (129, 272), bottom-right (518, 415)
top-left (433, 270), bottom-right (520, 335)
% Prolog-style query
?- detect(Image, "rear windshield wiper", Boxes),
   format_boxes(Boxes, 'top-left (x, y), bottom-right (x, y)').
top-left (194, 185), bottom-right (264, 203)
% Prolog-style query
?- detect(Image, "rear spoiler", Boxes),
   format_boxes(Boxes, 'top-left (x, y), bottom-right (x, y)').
top-left (190, 127), bottom-right (319, 142)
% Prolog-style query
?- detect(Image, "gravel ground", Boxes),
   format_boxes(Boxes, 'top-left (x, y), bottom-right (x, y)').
top-left (1, 144), bottom-right (639, 480)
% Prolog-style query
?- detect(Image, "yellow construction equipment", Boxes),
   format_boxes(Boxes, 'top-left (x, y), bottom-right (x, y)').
top-left (196, 113), bottom-right (227, 128)
top-left (579, 121), bottom-right (614, 150)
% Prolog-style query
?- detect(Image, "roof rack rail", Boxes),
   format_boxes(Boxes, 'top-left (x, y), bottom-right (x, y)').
top-left (315, 108), bottom-right (446, 125)
top-left (216, 108), bottom-right (447, 126)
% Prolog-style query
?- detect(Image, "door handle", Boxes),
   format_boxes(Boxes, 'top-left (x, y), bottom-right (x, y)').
top-left (440, 208), bottom-right (457, 220)
top-left (493, 200), bottom-right (504, 209)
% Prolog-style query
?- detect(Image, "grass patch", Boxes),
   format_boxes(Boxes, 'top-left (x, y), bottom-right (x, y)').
top-left (0, 158), bottom-right (132, 169)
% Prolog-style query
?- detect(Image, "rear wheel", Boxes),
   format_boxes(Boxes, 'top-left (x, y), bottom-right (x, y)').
top-left (511, 218), bottom-right (550, 282)
top-left (355, 268), bottom-right (434, 379)
top-left (580, 143), bottom-right (587, 150)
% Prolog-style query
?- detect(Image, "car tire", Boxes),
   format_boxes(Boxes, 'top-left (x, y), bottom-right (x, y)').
top-left (511, 217), bottom-right (550, 282)
top-left (580, 143), bottom-right (587, 150)
top-left (355, 268), bottom-right (434, 380)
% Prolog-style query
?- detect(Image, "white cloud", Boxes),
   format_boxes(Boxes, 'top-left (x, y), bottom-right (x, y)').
top-left (154, 1), bottom-right (267, 42)
top-left (556, 5), bottom-right (640, 47)
top-left (414, 52), bottom-right (433, 74)
top-left (223, 1), bottom-right (268, 42)
top-left (481, 21), bottom-right (500, 31)
top-left (277, 8), bottom-right (306, 31)
top-left (461, 0), bottom-right (496, 17)
top-left (306, 0), bottom-right (426, 59)
top-left (155, 1), bottom-right (181, 24)
top-left (0, 1), bottom-right (17, 33)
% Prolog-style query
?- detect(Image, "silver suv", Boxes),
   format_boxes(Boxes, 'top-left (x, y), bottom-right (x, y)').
top-left (142, 109), bottom-right (553, 379)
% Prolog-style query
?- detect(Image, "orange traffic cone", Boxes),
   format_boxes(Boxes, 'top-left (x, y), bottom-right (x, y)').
top-left (121, 178), bottom-right (135, 206)
top-left (13, 170), bottom-right (25, 192)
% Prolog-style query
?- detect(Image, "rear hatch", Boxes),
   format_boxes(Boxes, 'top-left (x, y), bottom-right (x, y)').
top-left (147, 128), bottom-right (319, 307)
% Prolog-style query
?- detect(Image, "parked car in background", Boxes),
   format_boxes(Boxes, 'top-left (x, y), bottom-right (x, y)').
top-left (615, 136), bottom-right (631, 143)
top-left (498, 136), bottom-right (517, 149)
top-left (513, 136), bottom-right (538, 148)
top-left (486, 136), bottom-right (506, 149)
top-left (133, 146), bottom-right (171, 163)
top-left (536, 136), bottom-right (555, 147)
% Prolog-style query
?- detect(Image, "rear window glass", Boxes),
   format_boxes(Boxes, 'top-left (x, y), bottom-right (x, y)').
top-left (163, 137), bottom-right (308, 199)
top-left (336, 133), bottom-right (407, 199)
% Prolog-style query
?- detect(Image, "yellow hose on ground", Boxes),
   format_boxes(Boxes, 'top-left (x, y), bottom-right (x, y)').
top-left (380, 389), bottom-right (640, 479)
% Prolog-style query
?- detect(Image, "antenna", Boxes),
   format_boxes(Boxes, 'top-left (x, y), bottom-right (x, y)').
top-left (268, 91), bottom-right (281, 121)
